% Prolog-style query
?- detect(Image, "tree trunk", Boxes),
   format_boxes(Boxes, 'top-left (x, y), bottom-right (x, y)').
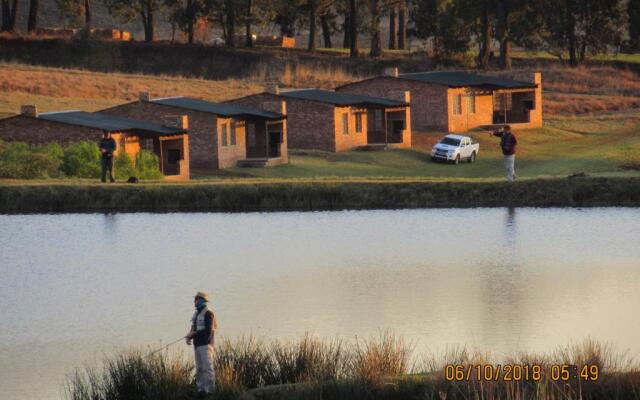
top-left (566, 1), bottom-right (578, 66)
top-left (497, 0), bottom-right (511, 70)
top-left (369, 0), bottom-right (381, 57)
top-left (186, 0), bottom-right (194, 44)
top-left (477, 1), bottom-right (491, 69)
top-left (343, 13), bottom-right (350, 48)
top-left (84, 0), bottom-right (91, 30)
top-left (225, 0), bottom-right (236, 47)
top-left (397, 1), bottom-right (406, 50)
top-left (142, 1), bottom-right (155, 42)
top-left (499, 38), bottom-right (511, 69)
top-left (1, 0), bottom-right (10, 31)
top-left (388, 4), bottom-right (396, 49)
top-left (630, 0), bottom-right (640, 51)
top-left (349, 0), bottom-right (358, 57)
top-left (6, 0), bottom-right (17, 31)
top-left (245, 0), bottom-right (253, 47)
top-left (308, 0), bottom-right (317, 51)
top-left (27, 0), bottom-right (39, 32)
top-left (320, 13), bottom-right (332, 48)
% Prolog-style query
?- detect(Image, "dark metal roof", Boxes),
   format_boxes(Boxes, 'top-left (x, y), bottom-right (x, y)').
top-left (151, 97), bottom-right (284, 120)
top-left (38, 111), bottom-right (184, 135)
top-left (278, 89), bottom-right (407, 107)
top-left (398, 71), bottom-right (536, 89)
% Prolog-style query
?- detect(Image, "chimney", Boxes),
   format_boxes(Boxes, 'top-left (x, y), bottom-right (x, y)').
top-left (161, 115), bottom-right (189, 130)
top-left (533, 71), bottom-right (542, 86)
top-left (384, 67), bottom-right (399, 78)
top-left (139, 92), bottom-right (151, 102)
top-left (21, 105), bottom-right (38, 118)
top-left (266, 84), bottom-right (280, 95)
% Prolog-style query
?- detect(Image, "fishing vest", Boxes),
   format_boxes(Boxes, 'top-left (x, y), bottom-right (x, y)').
top-left (192, 307), bottom-right (218, 334)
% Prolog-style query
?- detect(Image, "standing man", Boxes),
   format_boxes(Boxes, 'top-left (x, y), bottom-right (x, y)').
top-left (186, 291), bottom-right (217, 397)
top-left (493, 125), bottom-right (518, 182)
top-left (98, 131), bottom-right (116, 183)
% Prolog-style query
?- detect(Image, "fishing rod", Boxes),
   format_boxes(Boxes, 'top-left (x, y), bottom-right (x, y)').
top-left (145, 336), bottom-right (187, 358)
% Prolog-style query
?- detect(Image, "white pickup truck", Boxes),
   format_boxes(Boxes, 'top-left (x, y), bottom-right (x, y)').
top-left (431, 134), bottom-right (480, 164)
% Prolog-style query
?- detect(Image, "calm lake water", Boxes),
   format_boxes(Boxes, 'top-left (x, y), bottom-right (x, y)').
top-left (1, 209), bottom-right (639, 399)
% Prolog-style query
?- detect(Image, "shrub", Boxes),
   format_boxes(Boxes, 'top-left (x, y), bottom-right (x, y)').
top-left (215, 336), bottom-right (279, 389)
top-left (0, 141), bottom-right (63, 179)
top-left (136, 150), bottom-right (163, 180)
top-left (273, 334), bottom-right (346, 383)
top-left (62, 141), bottom-right (101, 178)
top-left (66, 350), bottom-right (192, 400)
top-left (113, 152), bottom-right (138, 181)
top-left (349, 331), bottom-right (412, 383)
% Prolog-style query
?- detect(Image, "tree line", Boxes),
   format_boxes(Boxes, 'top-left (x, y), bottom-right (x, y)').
top-left (1, 0), bottom-right (639, 68)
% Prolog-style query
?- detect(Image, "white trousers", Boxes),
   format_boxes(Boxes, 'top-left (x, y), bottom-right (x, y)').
top-left (194, 344), bottom-right (215, 393)
top-left (504, 155), bottom-right (516, 182)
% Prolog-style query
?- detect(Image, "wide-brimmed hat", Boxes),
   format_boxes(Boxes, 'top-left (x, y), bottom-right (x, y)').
top-left (194, 291), bottom-right (209, 302)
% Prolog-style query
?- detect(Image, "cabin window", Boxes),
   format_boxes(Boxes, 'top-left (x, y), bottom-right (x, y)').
top-left (221, 122), bottom-right (228, 147)
top-left (453, 94), bottom-right (462, 115)
top-left (467, 93), bottom-right (476, 114)
top-left (342, 113), bottom-right (349, 135)
top-left (230, 122), bottom-right (237, 146)
top-left (355, 113), bottom-right (363, 133)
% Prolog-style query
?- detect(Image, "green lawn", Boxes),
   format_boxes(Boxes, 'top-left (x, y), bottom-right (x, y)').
top-left (196, 113), bottom-right (640, 181)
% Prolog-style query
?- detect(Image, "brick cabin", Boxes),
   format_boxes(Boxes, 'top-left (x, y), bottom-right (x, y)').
top-left (99, 94), bottom-right (288, 170)
top-left (0, 106), bottom-right (190, 180)
top-left (336, 70), bottom-right (542, 133)
top-left (226, 88), bottom-right (411, 152)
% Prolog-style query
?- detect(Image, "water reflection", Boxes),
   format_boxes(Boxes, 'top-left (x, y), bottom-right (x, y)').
top-left (1, 208), bottom-right (639, 400)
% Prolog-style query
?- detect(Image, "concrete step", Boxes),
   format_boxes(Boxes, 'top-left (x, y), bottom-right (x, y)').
top-left (358, 144), bottom-right (390, 151)
top-left (237, 159), bottom-right (269, 168)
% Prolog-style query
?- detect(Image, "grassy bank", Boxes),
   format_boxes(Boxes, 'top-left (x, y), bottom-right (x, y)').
top-left (2, 177), bottom-right (640, 213)
top-left (67, 334), bottom-right (640, 400)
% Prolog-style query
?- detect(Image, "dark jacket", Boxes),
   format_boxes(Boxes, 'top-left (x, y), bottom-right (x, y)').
top-left (99, 138), bottom-right (116, 158)
top-left (493, 131), bottom-right (517, 156)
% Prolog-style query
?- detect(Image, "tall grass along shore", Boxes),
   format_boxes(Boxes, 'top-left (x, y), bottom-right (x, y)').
top-left (67, 333), bottom-right (640, 400)
top-left (2, 177), bottom-right (640, 213)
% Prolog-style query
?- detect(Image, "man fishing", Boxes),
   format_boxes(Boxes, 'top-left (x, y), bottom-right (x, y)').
top-left (492, 125), bottom-right (518, 182)
top-left (186, 291), bottom-right (217, 397)
top-left (98, 131), bottom-right (116, 183)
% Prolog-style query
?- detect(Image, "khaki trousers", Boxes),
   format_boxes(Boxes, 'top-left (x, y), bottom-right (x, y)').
top-left (194, 344), bottom-right (215, 393)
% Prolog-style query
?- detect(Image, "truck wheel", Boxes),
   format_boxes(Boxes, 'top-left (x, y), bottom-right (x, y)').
top-left (454, 155), bottom-right (460, 165)
top-left (468, 152), bottom-right (476, 163)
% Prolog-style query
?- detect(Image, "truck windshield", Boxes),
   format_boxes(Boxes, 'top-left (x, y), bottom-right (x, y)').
top-left (440, 137), bottom-right (461, 146)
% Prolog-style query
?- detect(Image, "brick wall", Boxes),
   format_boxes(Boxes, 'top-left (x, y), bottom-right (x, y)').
top-left (447, 88), bottom-right (494, 132)
top-left (484, 71), bottom-right (543, 130)
top-left (227, 93), bottom-right (337, 152)
top-left (333, 106), bottom-right (369, 151)
top-left (217, 117), bottom-right (247, 169)
top-left (0, 115), bottom-right (106, 145)
top-left (337, 77), bottom-right (448, 131)
top-left (223, 93), bottom-right (289, 162)
top-left (99, 101), bottom-right (228, 170)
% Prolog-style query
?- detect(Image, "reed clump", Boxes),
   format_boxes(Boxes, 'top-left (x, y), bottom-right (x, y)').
top-left (66, 336), bottom-right (640, 400)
